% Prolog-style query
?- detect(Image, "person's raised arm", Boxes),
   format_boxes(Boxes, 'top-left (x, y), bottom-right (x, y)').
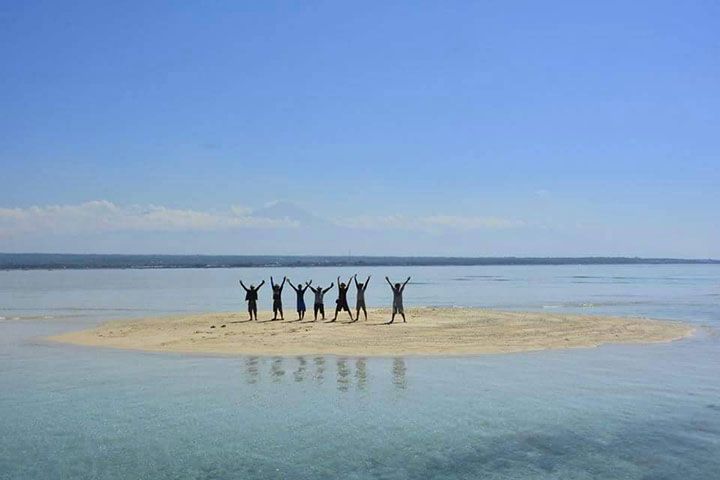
top-left (270, 276), bottom-right (275, 288)
top-left (280, 276), bottom-right (287, 291)
top-left (324, 283), bottom-right (335, 294)
top-left (365, 275), bottom-right (371, 290)
top-left (287, 279), bottom-right (299, 292)
top-left (385, 276), bottom-right (393, 288)
top-left (346, 276), bottom-right (353, 287)
top-left (257, 280), bottom-right (265, 290)
top-left (239, 280), bottom-right (249, 292)
top-left (401, 276), bottom-right (411, 291)
top-left (353, 274), bottom-right (359, 288)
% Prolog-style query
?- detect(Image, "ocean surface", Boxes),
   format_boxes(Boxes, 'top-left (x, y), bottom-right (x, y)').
top-left (1, 265), bottom-right (719, 479)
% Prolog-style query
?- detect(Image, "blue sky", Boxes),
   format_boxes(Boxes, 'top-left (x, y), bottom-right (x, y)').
top-left (1, 1), bottom-right (718, 256)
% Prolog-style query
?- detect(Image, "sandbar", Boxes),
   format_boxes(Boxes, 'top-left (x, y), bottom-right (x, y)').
top-left (48, 307), bottom-right (693, 357)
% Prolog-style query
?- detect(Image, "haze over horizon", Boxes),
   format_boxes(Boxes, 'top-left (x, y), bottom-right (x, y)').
top-left (2, 2), bottom-right (718, 257)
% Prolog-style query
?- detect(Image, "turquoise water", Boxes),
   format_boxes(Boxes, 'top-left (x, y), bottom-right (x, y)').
top-left (1, 265), bottom-right (719, 479)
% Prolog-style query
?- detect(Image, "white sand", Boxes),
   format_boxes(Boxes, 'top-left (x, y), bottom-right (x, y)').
top-left (49, 307), bottom-right (693, 357)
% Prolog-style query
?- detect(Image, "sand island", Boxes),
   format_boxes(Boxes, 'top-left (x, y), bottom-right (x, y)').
top-left (50, 307), bottom-right (693, 357)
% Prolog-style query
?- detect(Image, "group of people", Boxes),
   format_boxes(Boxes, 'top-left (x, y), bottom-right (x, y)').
top-left (239, 275), bottom-right (411, 324)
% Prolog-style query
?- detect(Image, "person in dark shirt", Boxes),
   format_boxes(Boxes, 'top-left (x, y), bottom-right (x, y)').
top-left (288, 279), bottom-right (312, 321)
top-left (239, 279), bottom-right (265, 321)
top-left (330, 276), bottom-right (354, 323)
top-left (270, 276), bottom-right (287, 320)
top-left (308, 283), bottom-right (334, 321)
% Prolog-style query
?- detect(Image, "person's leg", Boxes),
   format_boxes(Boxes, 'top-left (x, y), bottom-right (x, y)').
top-left (279, 306), bottom-right (284, 320)
top-left (401, 311), bottom-right (406, 322)
top-left (252, 305), bottom-right (258, 321)
top-left (346, 306), bottom-right (354, 322)
top-left (320, 304), bottom-right (325, 320)
top-left (355, 307), bottom-right (361, 321)
top-left (362, 306), bottom-right (367, 320)
top-left (247, 305), bottom-right (253, 321)
top-left (330, 306), bottom-right (339, 322)
top-left (313, 304), bottom-right (319, 321)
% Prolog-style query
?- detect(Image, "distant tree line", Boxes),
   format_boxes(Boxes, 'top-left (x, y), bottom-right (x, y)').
top-left (1, 253), bottom-right (717, 270)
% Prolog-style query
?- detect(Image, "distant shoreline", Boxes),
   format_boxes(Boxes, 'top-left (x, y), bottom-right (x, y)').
top-left (2, 253), bottom-right (718, 271)
top-left (49, 307), bottom-right (693, 357)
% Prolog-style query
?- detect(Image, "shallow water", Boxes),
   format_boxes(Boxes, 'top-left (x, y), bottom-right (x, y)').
top-left (1, 265), bottom-right (719, 479)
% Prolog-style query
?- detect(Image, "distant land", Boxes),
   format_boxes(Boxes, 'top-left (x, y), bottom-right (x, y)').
top-left (1, 253), bottom-right (718, 270)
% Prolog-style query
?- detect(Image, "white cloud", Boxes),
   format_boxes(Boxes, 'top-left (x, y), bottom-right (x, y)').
top-left (0, 200), bottom-right (298, 237)
top-left (336, 214), bottom-right (525, 231)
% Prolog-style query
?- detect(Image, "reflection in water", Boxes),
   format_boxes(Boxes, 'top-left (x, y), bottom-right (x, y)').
top-left (392, 358), bottom-right (407, 390)
top-left (244, 356), bottom-right (260, 384)
top-left (355, 358), bottom-right (367, 391)
top-left (337, 358), bottom-right (351, 392)
top-left (293, 356), bottom-right (307, 383)
top-left (313, 356), bottom-right (325, 384)
top-left (270, 357), bottom-right (285, 382)
top-left (242, 356), bottom-right (407, 392)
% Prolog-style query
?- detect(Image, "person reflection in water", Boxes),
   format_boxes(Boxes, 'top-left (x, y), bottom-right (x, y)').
top-left (293, 357), bottom-right (307, 382)
top-left (239, 280), bottom-right (265, 321)
top-left (355, 358), bottom-right (367, 391)
top-left (271, 357), bottom-right (285, 382)
top-left (245, 356), bottom-right (260, 384)
top-left (337, 358), bottom-right (351, 392)
top-left (313, 356), bottom-right (325, 383)
top-left (392, 358), bottom-right (407, 390)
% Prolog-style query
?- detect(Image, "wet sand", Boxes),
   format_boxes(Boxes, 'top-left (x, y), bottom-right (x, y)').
top-left (49, 307), bottom-right (693, 357)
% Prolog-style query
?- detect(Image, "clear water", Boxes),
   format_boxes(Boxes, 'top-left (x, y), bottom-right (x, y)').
top-left (1, 265), bottom-right (719, 479)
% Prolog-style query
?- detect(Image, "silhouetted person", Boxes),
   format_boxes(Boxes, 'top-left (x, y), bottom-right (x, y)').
top-left (331, 276), bottom-right (354, 322)
top-left (288, 279), bottom-right (312, 320)
top-left (309, 283), bottom-right (334, 321)
top-left (270, 276), bottom-right (287, 320)
top-left (353, 274), bottom-right (371, 322)
top-left (239, 279), bottom-right (265, 321)
top-left (385, 276), bottom-right (410, 323)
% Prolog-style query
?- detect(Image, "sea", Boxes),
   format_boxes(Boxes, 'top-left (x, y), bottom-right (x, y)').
top-left (1, 264), bottom-right (719, 479)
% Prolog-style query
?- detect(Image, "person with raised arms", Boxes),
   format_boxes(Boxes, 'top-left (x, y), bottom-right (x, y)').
top-left (331, 276), bottom-right (354, 323)
top-left (309, 282), bottom-right (334, 321)
top-left (270, 276), bottom-right (287, 321)
top-left (239, 279), bottom-right (265, 321)
top-left (287, 279), bottom-right (312, 321)
top-left (353, 274), bottom-right (371, 322)
top-left (385, 276), bottom-right (411, 324)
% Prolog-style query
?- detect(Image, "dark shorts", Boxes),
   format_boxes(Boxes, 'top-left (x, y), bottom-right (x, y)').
top-left (273, 300), bottom-right (282, 310)
top-left (336, 299), bottom-right (350, 311)
top-left (247, 300), bottom-right (257, 311)
top-left (314, 303), bottom-right (325, 315)
top-left (297, 298), bottom-right (306, 312)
